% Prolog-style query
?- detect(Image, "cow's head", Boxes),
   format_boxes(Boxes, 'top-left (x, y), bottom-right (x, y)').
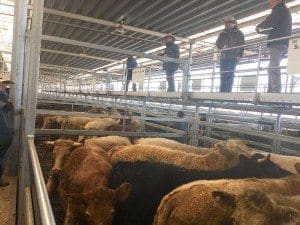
top-left (44, 139), bottom-right (82, 171)
top-left (254, 154), bottom-right (292, 178)
top-left (66, 183), bottom-right (131, 225)
top-left (213, 190), bottom-right (300, 225)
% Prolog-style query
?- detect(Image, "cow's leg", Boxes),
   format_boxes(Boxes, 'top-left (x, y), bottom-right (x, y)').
top-left (63, 201), bottom-right (76, 225)
top-left (46, 168), bottom-right (61, 195)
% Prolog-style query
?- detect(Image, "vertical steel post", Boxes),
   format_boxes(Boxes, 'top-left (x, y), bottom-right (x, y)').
top-left (190, 104), bottom-right (200, 146)
top-left (141, 98), bottom-right (146, 132)
top-left (253, 43), bottom-right (262, 102)
top-left (204, 106), bottom-right (214, 147)
top-left (211, 50), bottom-right (217, 92)
top-left (122, 63), bottom-right (126, 91)
top-left (273, 113), bottom-right (282, 154)
top-left (8, 0), bottom-right (28, 175)
top-left (182, 43), bottom-right (193, 99)
top-left (147, 66), bottom-right (151, 93)
top-left (18, 0), bottom-right (44, 224)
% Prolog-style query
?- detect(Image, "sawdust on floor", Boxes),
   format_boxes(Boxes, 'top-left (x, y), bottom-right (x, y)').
top-left (0, 176), bottom-right (17, 225)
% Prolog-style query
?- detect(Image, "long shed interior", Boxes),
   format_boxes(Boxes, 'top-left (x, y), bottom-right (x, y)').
top-left (0, 0), bottom-right (300, 225)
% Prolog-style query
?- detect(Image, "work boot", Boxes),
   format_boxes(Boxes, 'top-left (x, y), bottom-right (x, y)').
top-left (0, 177), bottom-right (10, 187)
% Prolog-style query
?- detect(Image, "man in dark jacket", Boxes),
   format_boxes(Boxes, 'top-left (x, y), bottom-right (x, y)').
top-left (216, 16), bottom-right (245, 93)
top-left (256, 0), bottom-right (292, 93)
top-left (160, 34), bottom-right (180, 92)
top-left (125, 56), bottom-right (138, 91)
top-left (0, 75), bottom-right (14, 187)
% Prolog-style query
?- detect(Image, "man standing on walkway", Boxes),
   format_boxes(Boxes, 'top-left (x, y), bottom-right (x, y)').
top-left (159, 34), bottom-right (180, 92)
top-left (256, 0), bottom-right (292, 93)
top-left (216, 16), bottom-right (245, 93)
top-left (125, 56), bottom-right (138, 92)
top-left (0, 74), bottom-right (14, 187)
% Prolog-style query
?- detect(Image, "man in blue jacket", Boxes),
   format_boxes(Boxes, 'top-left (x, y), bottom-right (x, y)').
top-left (125, 56), bottom-right (138, 92)
top-left (0, 75), bottom-right (13, 187)
top-left (216, 16), bottom-right (245, 93)
top-left (256, 0), bottom-right (292, 93)
top-left (159, 34), bottom-right (180, 92)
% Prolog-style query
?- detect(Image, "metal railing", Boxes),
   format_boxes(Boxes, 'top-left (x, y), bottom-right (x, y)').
top-left (26, 135), bottom-right (56, 225)
top-left (39, 33), bottom-right (300, 95)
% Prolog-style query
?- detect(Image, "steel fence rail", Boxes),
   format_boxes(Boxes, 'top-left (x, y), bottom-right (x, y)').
top-left (27, 135), bottom-right (56, 225)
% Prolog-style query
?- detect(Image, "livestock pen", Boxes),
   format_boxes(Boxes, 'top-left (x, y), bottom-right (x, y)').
top-left (1, 0), bottom-right (300, 225)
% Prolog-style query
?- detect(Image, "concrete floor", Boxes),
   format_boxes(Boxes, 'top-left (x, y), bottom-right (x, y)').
top-left (0, 176), bottom-right (17, 225)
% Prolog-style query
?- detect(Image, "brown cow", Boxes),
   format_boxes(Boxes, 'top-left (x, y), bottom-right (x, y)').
top-left (135, 138), bottom-right (210, 155)
top-left (44, 139), bottom-right (83, 194)
top-left (154, 164), bottom-right (300, 225)
top-left (59, 144), bottom-right (130, 225)
top-left (62, 116), bottom-right (96, 130)
top-left (41, 115), bottom-right (65, 129)
top-left (213, 190), bottom-right (300, 225)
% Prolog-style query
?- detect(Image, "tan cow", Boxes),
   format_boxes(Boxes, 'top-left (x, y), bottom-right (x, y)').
top-left (213, 190), bottom-right (300, 225)
top-left (135, 138), bottom-right (210, 155)
top-left (111, 144), bottom-right (240, 171)
top-left (41, 115), bottom-right (65, 129)
top-left (219, 139), bottom-right (300, 174)
top-left (84, 118), bottom-right (120, 130)
top-left (83, 136), bottom-right (132, 152)
top-left (62, 116), bottom-right (96, 130)
top-left (153, 164), bottom-right (300, 225)
top-left (58, 143), bottom-right (131, 225)
top-left (44, 139), bottom-right (83, 194)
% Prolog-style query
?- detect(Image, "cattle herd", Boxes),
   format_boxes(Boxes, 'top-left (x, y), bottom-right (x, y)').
top-left (37, 108), bottom-right (300, 225)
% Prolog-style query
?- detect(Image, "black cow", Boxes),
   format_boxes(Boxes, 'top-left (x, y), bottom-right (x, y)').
top-left (109, 154), bottom-right (292, 225)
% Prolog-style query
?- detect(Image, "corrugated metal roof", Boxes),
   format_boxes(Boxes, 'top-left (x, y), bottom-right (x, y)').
top-left (41, 0), bottom-right (272, 71)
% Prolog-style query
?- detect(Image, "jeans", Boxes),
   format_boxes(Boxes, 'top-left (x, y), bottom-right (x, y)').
top-left (166, 70), bottom-right (176, 92)
top-left (268, 44), bottom-right (288, 93)
top-left (125, 80), bottom-right (137, 92)
top-left (220, 59), bottom-right (237, 93)
top-left (0, 134), bottom-right (12, 177)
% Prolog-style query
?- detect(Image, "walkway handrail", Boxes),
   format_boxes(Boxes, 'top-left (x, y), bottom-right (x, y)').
top-left (27, 135), bottom-right (56, 225)
top-left (213, 33), bottom-right (300, 53)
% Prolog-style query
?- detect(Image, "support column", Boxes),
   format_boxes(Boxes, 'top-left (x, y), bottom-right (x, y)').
top-left (8, 0), bottom-right (27, 175)
top-left (17, 0), bottom-right (44, 224)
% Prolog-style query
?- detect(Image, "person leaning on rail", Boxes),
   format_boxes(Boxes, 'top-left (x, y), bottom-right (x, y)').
top-left (216, 16), bottom-right (245, 93)
top-left (256, 0), bottom-right (292, 93)
top-left (0, 74), bottom-right (14, 187)
top-left (158, 34), bottom-right (180, 92)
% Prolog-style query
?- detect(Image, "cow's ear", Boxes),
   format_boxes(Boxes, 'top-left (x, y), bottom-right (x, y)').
top-left (72, 142), bottom-right (83, 147)
top-left (257, 154), bottom-right (271, 164)
top-left (212, 191), bottom-right (236, 207)
top-left (66, 193), bottom-right (87, 209)
top-left (278, 206), bottom-right (300, 223)
top-left (115, 183), bottom-right (131, 202)
top-left (77, 136), bottom-right (85, 144)
top-left (250, 153), bottom-right (265, 161)
top-left (42, 141), bottom-right (55, 152)
top-left (294, 163), bottom-right (300, 174)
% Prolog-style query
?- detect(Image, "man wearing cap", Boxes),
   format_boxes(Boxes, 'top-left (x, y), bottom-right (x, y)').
top-left (216, 16), bottom-right (245, 92)
top-left (256, 0), bottom-right (292, 93)
top-left (159, 34), bottom-right (180, 92)
top-left (0, 74), bottom-right (14, 187)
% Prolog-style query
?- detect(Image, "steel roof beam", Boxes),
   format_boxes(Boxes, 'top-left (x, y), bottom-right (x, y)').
top-left (43, 7), bottom-right (190, 43)
top-left (42, 34), bottom-right (185, 64)
top-left (41, 48), bottom-right (118, 63)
